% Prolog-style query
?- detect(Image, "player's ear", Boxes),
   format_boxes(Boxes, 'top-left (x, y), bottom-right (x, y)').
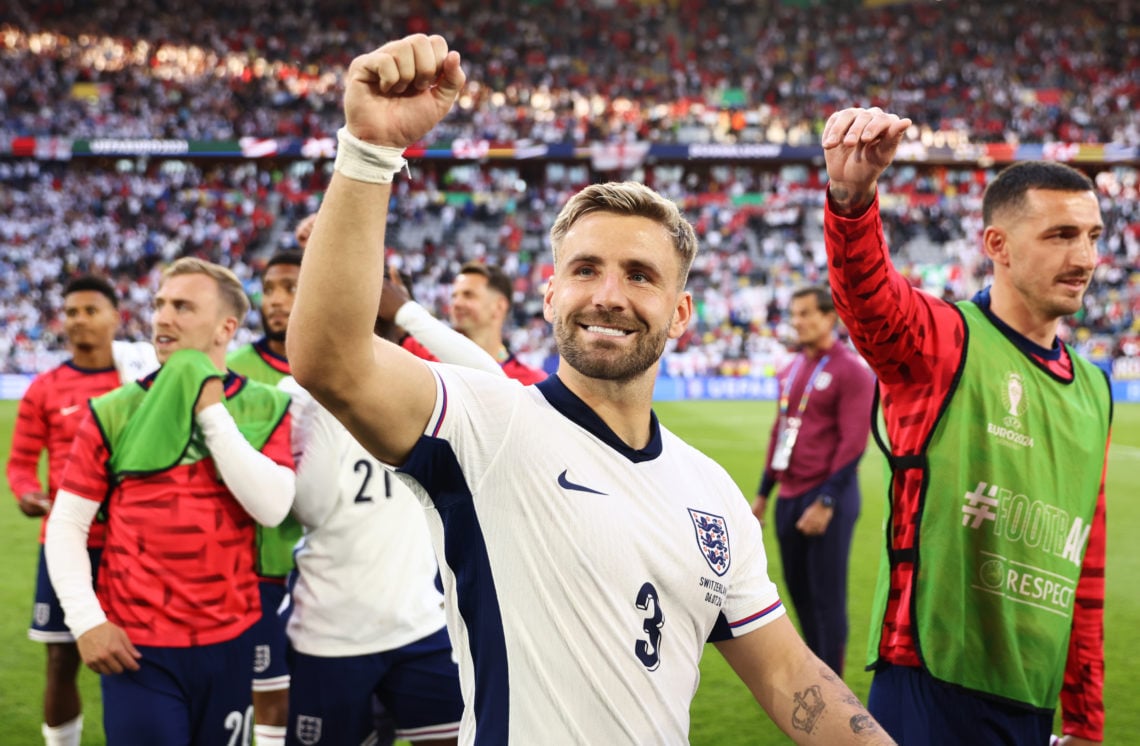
top-left (982, 226), bottom-right (1010, 267)
top-left (668, 292), bottom-right (693, 340)
top-left (216, 314), bottom-right (239, 347)
top-left (542, 279), bottom-right (556, 323)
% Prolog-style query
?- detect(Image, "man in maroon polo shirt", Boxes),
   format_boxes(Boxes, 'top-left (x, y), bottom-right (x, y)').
top-left (753, 284), bottom-right (875, 676)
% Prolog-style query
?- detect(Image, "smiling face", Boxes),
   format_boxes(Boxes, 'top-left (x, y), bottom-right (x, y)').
top-left (449, 271), bottom-right (506, 338)
top-left (151, 273), bottom-right (236, 365)
top-left (986, 188), bottom-right (1102, 326)
top-left (543, 212), bottom-right (692, 384)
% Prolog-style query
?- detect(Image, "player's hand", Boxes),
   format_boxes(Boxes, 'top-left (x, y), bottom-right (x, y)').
top-left (77, 622), bottom-right (142, 674)
top-left (751, 495), bottom-right (768, 528)
top-left (378, 266), bottom-right (413, 322)
top-left (821, 107), bottom-right (911, 215)
top-left (1056, 736), bottom-right (1100, 746)
top-left (343, 34), bottom-right (466, 148)
top-left (294, 213), bottom-right (319, 249)
top-left (18, 491), bottom-right (52, 517)
top-left (795, 499), bottom-right (834, 536)
top-left (194, 376), bottom-right (225, 414)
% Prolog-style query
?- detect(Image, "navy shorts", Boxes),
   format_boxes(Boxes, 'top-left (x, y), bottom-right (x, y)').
top-left (252, 580), bottom-right (290, 691)
top-left (102, 627), bottom-right (255, 746)
top-left (287, 626), bottom-right (462, 745)
top-left (29, 545), bottom-right (102, 644)
top-left (868, 664), bottom-right (1054, 745)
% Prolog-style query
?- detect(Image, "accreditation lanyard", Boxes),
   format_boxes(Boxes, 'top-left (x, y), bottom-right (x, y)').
top-left (771, 353), bottom-right (830, 470)
top-left (778, 353), bottom-right (831, 426)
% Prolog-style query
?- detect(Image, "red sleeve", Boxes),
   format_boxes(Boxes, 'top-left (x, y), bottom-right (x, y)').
top-left (1060, 434), bottom-right (1107, 741)
top-left (824, 193), bottom-right (966, 458)
top-left (401, 335), bottom-right (439, 362)
top-left (502, 356), bottom-right (547, 384)
top-left (824, 194), bottom-right (963, 389)
top-left (260, 412), bottom-right (295, 470)
top-left (7, 377), bottom-right (49, 499)
top-left (58, 411), bottom-right (110, 503)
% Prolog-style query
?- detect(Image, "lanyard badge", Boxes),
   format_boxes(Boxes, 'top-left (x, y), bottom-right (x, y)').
top-left (770, 354), bottom-right (829, 471)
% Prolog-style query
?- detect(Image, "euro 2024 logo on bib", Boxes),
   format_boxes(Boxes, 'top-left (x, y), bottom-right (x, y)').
top-left (689, 509), bottom-right (730, 576)
top-left (1001, 371), bottom-right (1026, 431)
top-left (988, 371), bottom-right (1035, 448)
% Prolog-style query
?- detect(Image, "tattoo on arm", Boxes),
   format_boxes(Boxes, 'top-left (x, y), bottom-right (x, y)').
top-left (790, 685), bottom-right (826, 734)
top-left (850, 713), bottom-right (880, 734)
top-left (828, 184), bottom-right (876, 217)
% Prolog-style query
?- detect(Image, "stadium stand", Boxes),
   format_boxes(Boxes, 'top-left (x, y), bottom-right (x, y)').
top-left (1, 0), bottom-right (1138, 379)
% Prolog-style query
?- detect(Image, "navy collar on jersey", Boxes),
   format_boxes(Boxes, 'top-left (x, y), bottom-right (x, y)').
top-left (971, 286), bottom-right (1063, 361)
top-left (536, 374), bottom-right (663, 463)
top-left (253, 337), bottom-right (291, 373)
top-left (65, 360), bottom-right (116, 374)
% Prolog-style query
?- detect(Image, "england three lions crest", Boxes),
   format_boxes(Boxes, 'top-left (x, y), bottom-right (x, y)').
top-left (296, 715), bottom-right (322, 745)
top-left (689, 508), bottom-right (731, 576)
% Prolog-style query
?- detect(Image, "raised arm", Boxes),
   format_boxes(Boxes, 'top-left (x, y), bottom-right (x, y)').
top-left (288, 34), bottom-right (467, 465)
top-left (821, 107), bottom-right (962, 389)
top-left (821, 107), bottom-right (911, 218)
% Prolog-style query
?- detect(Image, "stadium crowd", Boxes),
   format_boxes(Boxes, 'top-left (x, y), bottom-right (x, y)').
top-left (3, 157), bottom-right (1139, 376)
top-left (2, 0), bottom-right (1138, 146)
top-left (1, 7), bottom-right (1137, 742)
top-left (2, 0), bottom-right (1139, 378)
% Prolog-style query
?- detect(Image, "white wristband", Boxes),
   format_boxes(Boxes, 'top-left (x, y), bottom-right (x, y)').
top-left (334, 127), bottom-right (408, 184)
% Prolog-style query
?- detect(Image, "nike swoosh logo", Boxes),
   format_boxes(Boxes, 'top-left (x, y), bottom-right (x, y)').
top-left (60, 405), bottom-right (82, 416)
top-left (557, 469), bottom-right (607, 495)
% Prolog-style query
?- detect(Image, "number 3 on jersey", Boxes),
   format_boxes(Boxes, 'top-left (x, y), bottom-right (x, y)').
top-left (352, 458), bottom-right (392, 503)
top-left (634, 581), bottom-right (664, 671)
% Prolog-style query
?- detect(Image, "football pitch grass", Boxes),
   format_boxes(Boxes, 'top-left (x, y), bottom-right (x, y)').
top-left (1, 399), bottom-right (1137, 744)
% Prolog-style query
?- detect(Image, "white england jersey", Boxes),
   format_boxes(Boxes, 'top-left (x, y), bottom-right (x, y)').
top-left (398, 366), bottom-right (785, 745)
top-left (286, 390), bottom-right (447, 656)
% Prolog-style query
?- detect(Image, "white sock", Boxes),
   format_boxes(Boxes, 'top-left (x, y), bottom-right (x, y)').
top-left (42, 715), bottom-right (82, 746)
top-left (254, 724), bottom-right (287, 746)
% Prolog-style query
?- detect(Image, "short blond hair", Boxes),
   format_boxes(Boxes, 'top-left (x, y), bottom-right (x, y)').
top-left (549, 182), bottom-right (699, 289)
top-left (162, 257), bottom-right (250, 319)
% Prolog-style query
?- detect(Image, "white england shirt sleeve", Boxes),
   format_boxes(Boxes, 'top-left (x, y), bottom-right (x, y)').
top-left (111, 340), bottom-right (159, 383)
top-left (418, 363), bottom-right (521, 476)
top-left (276, 376), bottom-right (314, 466)
top-left (394, 301), bottom-right (505, 376)
top-left (290, 401), bottom-right (342, 530)
top-left (716, 472), bottom-right (786, 638)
